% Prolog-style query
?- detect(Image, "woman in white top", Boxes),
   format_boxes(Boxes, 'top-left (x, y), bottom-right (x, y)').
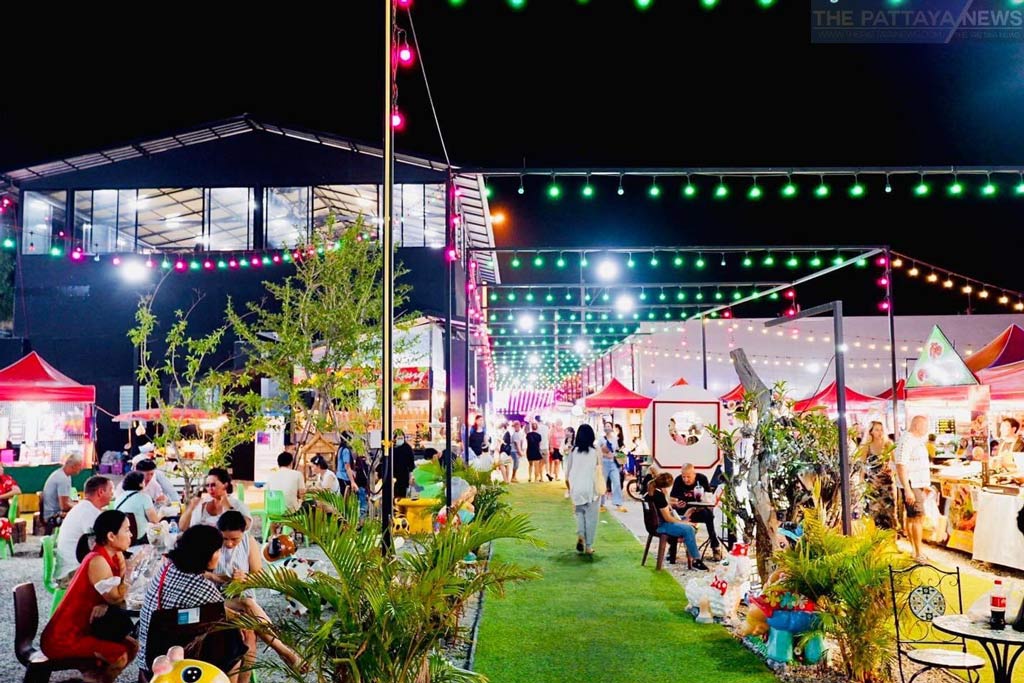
top-left (311, 455), bottom-right (341, 494)
top-left (205, 511), bottom-right (303, 675)
top-left (179, 468), bottom-right (252, 531)
top-left (563, 424), bottom-right (606, 555)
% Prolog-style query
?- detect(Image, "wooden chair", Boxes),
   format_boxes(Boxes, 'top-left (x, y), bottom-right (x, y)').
top-left (889, 562), bottom-right (984, 683)
top-left (13, 582), bottom-right (94, 683)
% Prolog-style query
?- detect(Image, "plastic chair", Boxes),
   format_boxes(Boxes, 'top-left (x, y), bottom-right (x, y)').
top-left (14, 582), bottom-right (94, 683)
top-left (259, 490), bottom-right (293, 541)
top-left (1, 495), bottom-right (18, 559)
top-left (40, 536), bottom-right (66, 615)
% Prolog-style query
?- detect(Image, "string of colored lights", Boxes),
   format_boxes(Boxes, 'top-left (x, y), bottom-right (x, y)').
top-left (480, 168), bottom-right (1024, 202)
top-left (890, 250), bottom-right (1024, 310)
top-left (446, 0), bottom-right (777, 11)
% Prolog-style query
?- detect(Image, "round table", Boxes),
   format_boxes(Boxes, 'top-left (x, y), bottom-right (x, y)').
top-left (932, 614), bottom-right (1024, 683)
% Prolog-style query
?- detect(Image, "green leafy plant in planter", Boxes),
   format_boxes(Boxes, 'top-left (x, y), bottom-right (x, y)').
top-left (773, 500), bottom-right (910, 683)
top-left (227, 491), bottom-right (539, 683)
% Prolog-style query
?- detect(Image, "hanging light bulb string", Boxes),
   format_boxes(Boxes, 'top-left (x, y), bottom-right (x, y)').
top-left (892, 249), bottom-right (1024, 308)
top-left (403, 6), bottom-right (451, 167)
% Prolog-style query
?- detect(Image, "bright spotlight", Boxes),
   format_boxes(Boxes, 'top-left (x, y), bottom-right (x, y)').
top-left (121, 261), bottom-right (150, 283)
top-left (516, 313), bottom-right (535, 332)
top-left (573, 338), bottom-right (587, 354)
top-left (528, 354), bottom-right (540, 367)
top-left (614, 295), bottom-right (635, 314)
top-left (596, 259), bottom-right (619, 281)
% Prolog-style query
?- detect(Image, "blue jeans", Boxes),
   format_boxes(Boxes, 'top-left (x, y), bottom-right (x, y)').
top-left (657, 521), bottom-right (701, 561)
top-left (602, 458), bottom-right (623, 506)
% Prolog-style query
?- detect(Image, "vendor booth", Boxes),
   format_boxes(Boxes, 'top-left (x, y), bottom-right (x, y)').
top-left (585, 378), bottom-right (652, 446)
top-left (641, 383), bottom-right (721, 473)
top-left (0, 352), bottom-right (96, 492)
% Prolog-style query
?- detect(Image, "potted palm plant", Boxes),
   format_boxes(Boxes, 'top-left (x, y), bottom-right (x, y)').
top-left (228, 491), bottom-right (539, 683)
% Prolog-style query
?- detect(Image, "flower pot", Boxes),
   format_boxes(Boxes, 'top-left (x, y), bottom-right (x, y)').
top-left (801, 633), bottom-right (826, 664)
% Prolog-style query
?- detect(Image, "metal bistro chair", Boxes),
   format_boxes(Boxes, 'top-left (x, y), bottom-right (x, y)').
top-left (889, 562), bottom-right (985, 683)
top-left (641, 499), bottom-right (694, 570)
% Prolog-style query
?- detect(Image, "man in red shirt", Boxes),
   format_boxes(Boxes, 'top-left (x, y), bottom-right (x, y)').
top-left (0, 462), bottom-right (21, 518)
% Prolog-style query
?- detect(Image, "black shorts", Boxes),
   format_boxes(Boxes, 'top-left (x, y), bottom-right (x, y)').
top-left (526, 452), bottom-right (543, 462)
top-left (550, 448), bottom-right (563, 461)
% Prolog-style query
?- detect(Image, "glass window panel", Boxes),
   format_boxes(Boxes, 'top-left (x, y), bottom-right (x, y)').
top-left (312, 185), bottom-right (378, 234)
top-left (117, 190), bottom-right (137, 251)
top-left (83, 190), bottom-right (126, 253)
top-left (73, 191), bottom-right (92, 252)
top-left (265, 187), bottom-right (310, 248)
top-left (22, 190), bottom-right (66, 254)
top-left (135, 188), bottom-right (203, 251)
top-left (207, 188), bottom-right (251, 251)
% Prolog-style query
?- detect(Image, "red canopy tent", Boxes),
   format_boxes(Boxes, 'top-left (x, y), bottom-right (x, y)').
top-left (793, 381), bottom-right (883, 412)
top-left (0, 352), bottom-right (95, 402)
top-left (977, 361), bottom-right (1024, 401)
top-left (877, 379), bottom-right (907, 401)
top-left (719, 384), bottom-right (746, 403)
top-left (671, 377), bottom-right (689, 387)
top-left (966, 324), bottom-right (1024, 373)
top-left (584, 378), bottom-right (652, 410)
top-left (111, 408), bottom-right (214, 422)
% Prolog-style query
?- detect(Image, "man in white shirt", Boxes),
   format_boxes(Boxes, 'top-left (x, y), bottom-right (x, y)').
top-left (509, 421), bottom-right (527, 483)
top-left (55, 475), bottom-right (114, 584)
top-left (41, 454), bottom-right (83, 530)
top-left (534, 415), bottom-right (551, 480)
top-left (267, 452), bottom-right (306, 512)
top-left (894, 415), bottom-right (932, 562)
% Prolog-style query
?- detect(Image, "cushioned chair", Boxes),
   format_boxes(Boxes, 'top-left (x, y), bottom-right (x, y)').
top-left (889, 562), bottom-right (984, 683)
top-left (39, 536), bottom-right (65, 615)
top-left (13, 582), bottom-right (94, 683)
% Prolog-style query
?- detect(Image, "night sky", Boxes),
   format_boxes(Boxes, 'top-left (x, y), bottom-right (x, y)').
top-left (1, 1), bottom-right (1022, 316)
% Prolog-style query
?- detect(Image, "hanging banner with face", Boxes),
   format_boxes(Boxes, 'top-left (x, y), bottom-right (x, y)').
top-left (643, 385), bottom-right (722, 472)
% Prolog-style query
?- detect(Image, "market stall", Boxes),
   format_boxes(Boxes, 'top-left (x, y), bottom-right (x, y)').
top-left (641, 382), bottom-right (720, 473)
top-left (0, 352), bottom-right (96, 492)
top-left (585, 378), bottom-right (652, 446)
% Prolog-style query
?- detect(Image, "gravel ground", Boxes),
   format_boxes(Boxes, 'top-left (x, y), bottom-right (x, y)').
top-left (1, 530), bottom-right (477, 683)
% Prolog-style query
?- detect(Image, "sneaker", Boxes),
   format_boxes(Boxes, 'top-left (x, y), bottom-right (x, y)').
top-left (576, 537), bottom-right (584, 553)
top-left (616, 505), bottom-right (628, 513)
top-left (599, 506), bottom-right (608, 513)
top-left (692, 559), bottom-right (710, 571)
top-left (712, 546), bottom-right (724, 561)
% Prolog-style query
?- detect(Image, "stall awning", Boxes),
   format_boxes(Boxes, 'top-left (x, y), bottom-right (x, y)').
top-left (496, 390), bottom-right (556, 416)
top-left (585, 378), bottom-right (652, 410)
top-left (978, 361), bottom-right (1024, 400)
top-left (0, 352), bottom-right (96, 402)
top-left (793, 381), bottom-right (882, 412)
top-left (877, 379), bottom-right (907, 401)
top-left (719, 384), bottom-right (746, 403)
top-left (966, 324), bottom-right (1024, 373)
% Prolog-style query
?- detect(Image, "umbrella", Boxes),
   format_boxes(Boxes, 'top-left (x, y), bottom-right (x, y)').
top-left (112, 408), bottom-right (215, 422)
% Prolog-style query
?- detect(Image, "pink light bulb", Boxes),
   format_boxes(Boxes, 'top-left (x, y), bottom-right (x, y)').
top-left (251, 257), bottom-right (261, 267)
top-left (875, 256), bottom-right (888, 267)
top-left (391, 110), bottom-right (405, 130)
top-left (71, 251), bottom-right (83, 261)
top-left (784, 289), bottom-right (796, 300)
top-left (228, 259), bottom-right (239, 269)
top-left (111, 256), bottom-right (121, 266)
top-left (272, 254), bottom-right (282, 263)
top-left (146, 259), bottom-right (155, 268)
top-left (877, 276), bottom-right (889, 287)
top-left (175, 260), bottom-right (186, 271)
top-left (203, 260), bottom-right (214, 270)
top-left (878, 300), bottom-right (891, 311)
top-left (446, 247), bottom-right (458, 262)
top-left (396, 0), bottom-right (411, 7)
top-left (398, 46), bottom-right (414, 65)
top-left (786, 308), bottom-right (796, 317)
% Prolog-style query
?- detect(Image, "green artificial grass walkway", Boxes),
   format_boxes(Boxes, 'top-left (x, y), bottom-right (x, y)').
top-left (474, 483), bottom-right (777, 682)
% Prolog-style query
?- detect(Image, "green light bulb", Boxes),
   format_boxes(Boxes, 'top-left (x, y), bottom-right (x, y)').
top-left (982, 181), bottom-right (998, 197)
top-left (547, 182), bottom-right (561, 199)
top-left (849, 183), bottom-right (865, 198)
top-left (732, 290), bottom-right (742, 300)
top-left (676, 291), bottom-right (686, 301)
top-left (1015, 179), bottom-right (1024, 195)
top-left (809, 255), bottom-right (822, 267)
top-left (490, 292), bottom-right (498, 302)
top-left (582, 184), bottom-right (594, 198)
top-left (947, 181), bottom-right (963, 196)
top-left (695, 257), bottom-right (706, 269)
top-left (683, 183), bottom-right (697, 198)
top-left (545, 293), bottom-right (554, 302)
top-left (49, 246), bottom-right (62, 257)
top-left (914, 181), bottom-right (930, 197)
top-left (649, 255), bottom-right (660, 267)
top-left (714, 291), bottom-right (723, 301)
top-left (639, 291), bottom-right (647, 301)
top-left (673, 254), bottom-right (684, 267)
top-left (781, 182), bottom-right (798, 198)
top-left (701, 0), bottom-right (717, 8)
top-left (511, 256), bottom-right (521, 268)
top-left (742, 256), bottom-right (753, 268)
top-left (832, 254), bottom-right (845, 266)
top-left (507, 292), bottom-right (516, 301)
top-left (658, 291), bottom-right (667, 301)
top-left (580, 256), bottom-right (589, 267)
top-left (855, 259), bottom-right (868, 268)
top-left (635, 0), bottom-right (653, 7)
top-left (556, 256), bottom-right (566, 268)
top-left (217, 260), bottom-right (227, 269)
top-left (533, 255), bottom-right (544, 267)
top-left (815, 182), bottom-right (830, 198)
top-left (748, 184), bottom-right (763, 200)
top-left (763, 254), bottom-right (775, 267)
top-left (507, 0), bottom-right (526, 9)
top-left (769, 292), bottom-right (780, 301)
top-left (525, 292), bottom-right (534, 302)
top-left (1, 238), bottom-right (13, 249)
top-left (786, 255), bottom-right (799, 268)
top-left (648, 183), bottom-right (661, 198)
top-left (485, 185), bottom-right (494, 199)
top-left (714, 183), bottom-right (729, 199)
top-left (695, 292), bottom-right (704, 301)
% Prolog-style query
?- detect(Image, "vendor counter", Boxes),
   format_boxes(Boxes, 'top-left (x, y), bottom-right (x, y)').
top-left (5, 464), bottom-right (95, 493)
top-left (972, 488), bottom-right (1024, 572)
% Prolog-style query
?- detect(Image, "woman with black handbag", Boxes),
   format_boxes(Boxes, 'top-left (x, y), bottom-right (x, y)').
top-left (41, 509), bottom-right (139, 683)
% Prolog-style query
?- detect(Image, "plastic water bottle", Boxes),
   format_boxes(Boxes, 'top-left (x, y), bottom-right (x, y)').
top-left (991, 579), bottom-right (1007, 630)
top-left (693, 483), bottom-right (704, 501)
top-left (168, 520), bottom-right (179, 534)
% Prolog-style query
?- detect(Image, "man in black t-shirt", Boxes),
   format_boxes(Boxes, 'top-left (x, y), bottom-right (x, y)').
top-left (669, 463), bottom-right (721, 560)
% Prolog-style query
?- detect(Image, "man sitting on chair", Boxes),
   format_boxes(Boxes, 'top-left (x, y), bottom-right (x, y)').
top-left (669, 463), bottom-right (722, 561)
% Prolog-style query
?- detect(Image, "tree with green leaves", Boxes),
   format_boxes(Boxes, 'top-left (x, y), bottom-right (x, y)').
top-left (129, 278), bottom-right (267, 499)
top-left (227, 215), bottom-right (417, 461)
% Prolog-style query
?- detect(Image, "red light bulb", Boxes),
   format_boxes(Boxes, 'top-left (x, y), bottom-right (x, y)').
top-left (251, 257), bottom-right (261, 267)
top-left (875, 256), bottom-right (888, 267)
top-left (396, 0), bottom-right (411, 6)
top-left (272, 254), bottom-right (282, 264)
top-left (391, 110), bottom-right (405, 130)
top-left (175, 260), bottom-right (186, 271)
top-left (203, 260), bottom-right (214, 270)
top-left (877, 276), bottom-right (889, 287)
top-left (786, 308), bottom-right (796, 317)
top-left (723, 309), bottom-right (733, 319)
top-left (446, 247), bottom-right (458, 262)
top-left (228, 259), bottom-right (238, 269)
top-left (398, 46), bottom-right (414, 66)
top-left (784, 289), bottom-right (796, 300)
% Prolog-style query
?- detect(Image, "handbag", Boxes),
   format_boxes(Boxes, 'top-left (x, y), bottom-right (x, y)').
top-left (91, 604), bottom-right (135, 641)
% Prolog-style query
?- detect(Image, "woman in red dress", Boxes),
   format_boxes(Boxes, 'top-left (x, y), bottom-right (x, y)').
top-left (41, 509), bottom-right (139, 683)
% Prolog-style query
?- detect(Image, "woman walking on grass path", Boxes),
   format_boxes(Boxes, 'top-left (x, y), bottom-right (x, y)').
top-left (564, 424), bottom-right (606, 555)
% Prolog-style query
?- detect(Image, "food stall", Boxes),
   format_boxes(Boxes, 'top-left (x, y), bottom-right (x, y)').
top-left (585, 378), bottom-right (652, 447)
top-left (0, 352), bottom-right (96, 493)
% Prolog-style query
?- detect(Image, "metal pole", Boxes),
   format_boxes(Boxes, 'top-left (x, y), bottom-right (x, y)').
top-left (701, 319), bottom-right (708, 390)
top-left (834, 302), bottom-right (852, 536)
top-left (630, 342), bottom-right (636, 391)
top-left (463, 215), bottom-right (470, 467)
top-left (444, 175), bottom-right (454, 509)
top-left (380, 0), bottom-right (395, 553)
top-left (885, 248), bottom-right (900, 439)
